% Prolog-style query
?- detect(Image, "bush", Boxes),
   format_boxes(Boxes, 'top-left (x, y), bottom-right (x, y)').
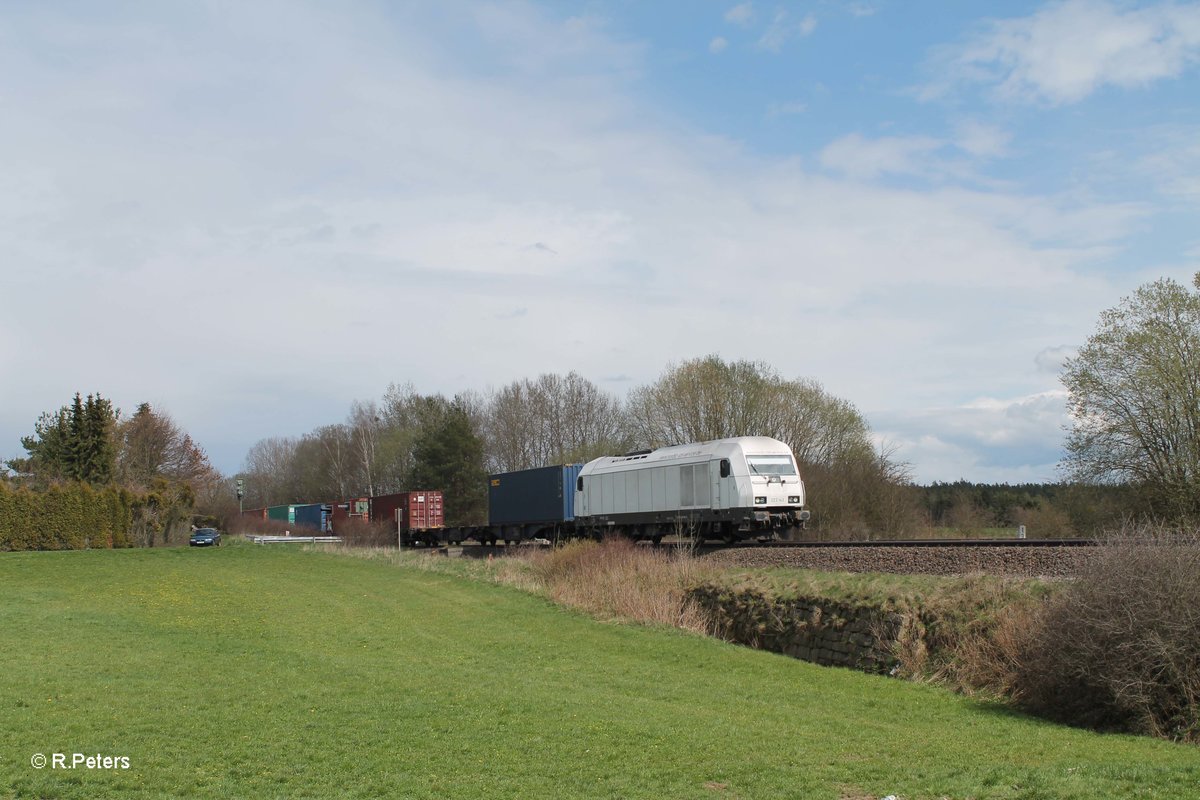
top-left (332, 517), bottom-right (397, 548)
top-left (1010, 501), bottom-right (1076, 539)
top-left (1013, 525), bottom-right (1200, 741)
top-left (522, 538), bottom-right (715, 632)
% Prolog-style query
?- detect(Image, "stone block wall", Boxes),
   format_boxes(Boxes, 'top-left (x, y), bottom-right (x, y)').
top-left (688, 585), bottom-right (903, 673)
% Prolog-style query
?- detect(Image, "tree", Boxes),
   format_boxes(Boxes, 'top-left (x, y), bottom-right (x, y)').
top-left (625, 355), bottom-right (875, 465)
top-left (347, 400), bottom-right (383, 499)
top-left (241, 436), bottom-right (300, 508)
top-left (625, 356), bottom-right (919, 537)
top-left (409, 398), bottom-right (488, 526)
top-left (12, 393), bottom-right (117, 484)
top-left (1061, 273), bottom-right (1200, 520)
top-left (484, 372), bottom-right (627, 471)
top-left (118, 403), bottom-right (215, 491)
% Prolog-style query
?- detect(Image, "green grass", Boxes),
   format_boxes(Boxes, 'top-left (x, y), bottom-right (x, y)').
top-left (1, 544), bottom-right (1196, 799)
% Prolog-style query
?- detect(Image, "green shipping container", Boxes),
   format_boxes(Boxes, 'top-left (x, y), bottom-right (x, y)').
top-left (266, 505), bottom-right (291, 523)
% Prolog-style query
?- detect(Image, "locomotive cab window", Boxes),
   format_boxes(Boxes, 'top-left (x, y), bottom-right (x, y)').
top-left (719, 458), bottom-right (731, 478)
top-left (747, 455), bottom-right (798, 476)
top-left (577, 476), bottom-right (583, 492)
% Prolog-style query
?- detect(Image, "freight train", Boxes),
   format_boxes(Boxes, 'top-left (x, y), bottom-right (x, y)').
top-left (241, 491), bottom-right (445, 544)
top-left (243, 436), bottom-right (810, 546)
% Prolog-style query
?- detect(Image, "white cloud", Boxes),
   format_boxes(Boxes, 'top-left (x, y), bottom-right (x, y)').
top-left (724, 3), bottom-right (754, 26)
top-left (874, 391), bottom-right (1070, 483)
top-left (819, 133), bottom-right (945, 179)
top-left (757, 11), bottom-right (818, 53)
top-left (709, 36), bottom-right (728, 54)
top-left (1035, 345), bottom-right (1078, 374)
top-left (953, 120), bottom-right (1012, 158)
top-left (923, 0), bottom-right (1200, 105)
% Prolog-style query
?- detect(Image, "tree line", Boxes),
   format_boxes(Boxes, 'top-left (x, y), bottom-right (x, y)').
top-left (236, 356), bottom-right (916, 533)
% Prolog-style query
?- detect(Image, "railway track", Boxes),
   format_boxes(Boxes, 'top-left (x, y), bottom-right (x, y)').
top-left (435, 536), bottom-right (1097, 575)
top-left (444, 536), bottom-right (1095, 557)
top-left (743, 537), bottom-right (1095, 548)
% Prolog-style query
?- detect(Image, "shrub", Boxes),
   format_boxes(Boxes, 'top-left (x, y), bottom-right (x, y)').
top-left (333, 517), bottom-right (397, 548)
top-left (0, 480), bottom-right (147, 550)
top-left (1010, 501), bottom-right (1075, 539)
top-left (522, 538), bottom-right (715, 633)
top-left (1013, 525), bottom-right (1200, 741)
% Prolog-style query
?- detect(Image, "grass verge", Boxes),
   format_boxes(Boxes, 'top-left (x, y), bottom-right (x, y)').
top-left (2, 543), bottom-right (1196, 799)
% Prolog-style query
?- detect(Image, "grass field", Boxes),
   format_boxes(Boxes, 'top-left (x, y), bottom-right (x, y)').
top-left (2, 544), bottom-right (1197, 799)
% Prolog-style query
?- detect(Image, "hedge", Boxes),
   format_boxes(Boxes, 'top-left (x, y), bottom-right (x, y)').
top-left (0, 481), bottom-right (144, 550)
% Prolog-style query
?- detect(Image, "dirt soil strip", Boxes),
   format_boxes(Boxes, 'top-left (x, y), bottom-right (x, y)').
top-left (702, 544), bottom-right (1092, 577)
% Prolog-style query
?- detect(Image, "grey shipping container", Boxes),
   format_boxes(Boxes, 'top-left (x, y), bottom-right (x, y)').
top-left (488, 464), bottom-right (583, 526)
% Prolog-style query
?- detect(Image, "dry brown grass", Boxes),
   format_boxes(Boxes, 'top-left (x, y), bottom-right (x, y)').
top-left (885, 573), bottom-right (1049, 698)
top-left (520, 538), bottom-right (716, 633)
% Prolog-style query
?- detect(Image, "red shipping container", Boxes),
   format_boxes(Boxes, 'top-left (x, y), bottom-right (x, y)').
top-left (370, 491), bottom-right (444, 532)
top-left (331, 497), bottom-right (370, 525)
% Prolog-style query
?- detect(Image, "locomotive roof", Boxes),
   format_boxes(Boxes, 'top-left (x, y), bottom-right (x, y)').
top-left (584, 436), bottom-right (793, 472)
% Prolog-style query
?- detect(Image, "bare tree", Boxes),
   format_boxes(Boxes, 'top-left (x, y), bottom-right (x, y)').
top-left (314, 424), bottom-right (353, 500)
top-left (483, 372), bottom-right (626, 471)
top-left (347, 400), bottom-right (382, 499)
top-left (625, 355), bottom-right (918, 537)
top-left (242, 436), bottom-right (299, 508)
top-left (625, 355), bottom-right (873, 464)
top-left (117, 402), bottom-right (217, 491)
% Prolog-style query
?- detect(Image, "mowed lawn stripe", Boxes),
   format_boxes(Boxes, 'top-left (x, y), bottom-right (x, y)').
top-left (0, 545), bottom-right (1195, 799)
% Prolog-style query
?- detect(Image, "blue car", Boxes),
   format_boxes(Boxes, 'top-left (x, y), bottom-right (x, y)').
top-left (189, 528), bottom-right (222, 547)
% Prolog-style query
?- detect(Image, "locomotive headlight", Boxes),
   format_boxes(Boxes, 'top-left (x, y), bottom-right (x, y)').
top-left (788, 496), bottom-right (801, 504)
top-left (754, 496), bottom-right (767, 505)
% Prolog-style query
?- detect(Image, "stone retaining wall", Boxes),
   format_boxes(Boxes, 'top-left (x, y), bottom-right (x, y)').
top-left (688, 585), bottom-right (903, 673)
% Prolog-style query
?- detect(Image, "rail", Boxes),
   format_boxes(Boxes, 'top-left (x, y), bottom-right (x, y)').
top-left (747, 537), bottom-right (1095, 548)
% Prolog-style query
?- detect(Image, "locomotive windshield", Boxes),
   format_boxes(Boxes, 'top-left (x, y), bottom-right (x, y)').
top-left (746, 455), bottom-right (798, 476)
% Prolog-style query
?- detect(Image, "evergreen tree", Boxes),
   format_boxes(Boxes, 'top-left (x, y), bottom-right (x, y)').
top-left (66, 393), bottom-right (86, 480)
top-left (11, 392), bottom-right (117, 485)
top-left (80, 394), bottom-right (117, 484)
top-left (409, 401), bottom-right (487, 526)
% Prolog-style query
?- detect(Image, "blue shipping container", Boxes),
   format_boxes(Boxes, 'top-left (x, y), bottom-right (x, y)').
top-left (488, 464), bottom-right (583, 526)
top-left (292, 503), bottom-right (332, 532)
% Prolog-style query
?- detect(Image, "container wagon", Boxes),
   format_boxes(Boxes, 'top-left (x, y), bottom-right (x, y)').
top-left (292, 503), bottom-right (333, 532)
top-left (331, 497), bottom-right (370, 531)
top-left (266, 505), bottom-right (291, 524)
top-left (370, 491), bottom-right (444, 546)
top-left (485, 464), bottom-right (584, 545)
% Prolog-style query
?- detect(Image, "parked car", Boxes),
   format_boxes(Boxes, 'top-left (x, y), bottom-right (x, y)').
top-left (189, 528), bottom-right (221, 547)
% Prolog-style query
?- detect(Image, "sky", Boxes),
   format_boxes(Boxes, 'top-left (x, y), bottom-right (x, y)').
top-left (1, 0), bottom-right (1198, 484)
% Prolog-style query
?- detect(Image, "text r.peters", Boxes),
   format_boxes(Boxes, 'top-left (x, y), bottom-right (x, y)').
top-left (52, 753), bottom-right (130, 769)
